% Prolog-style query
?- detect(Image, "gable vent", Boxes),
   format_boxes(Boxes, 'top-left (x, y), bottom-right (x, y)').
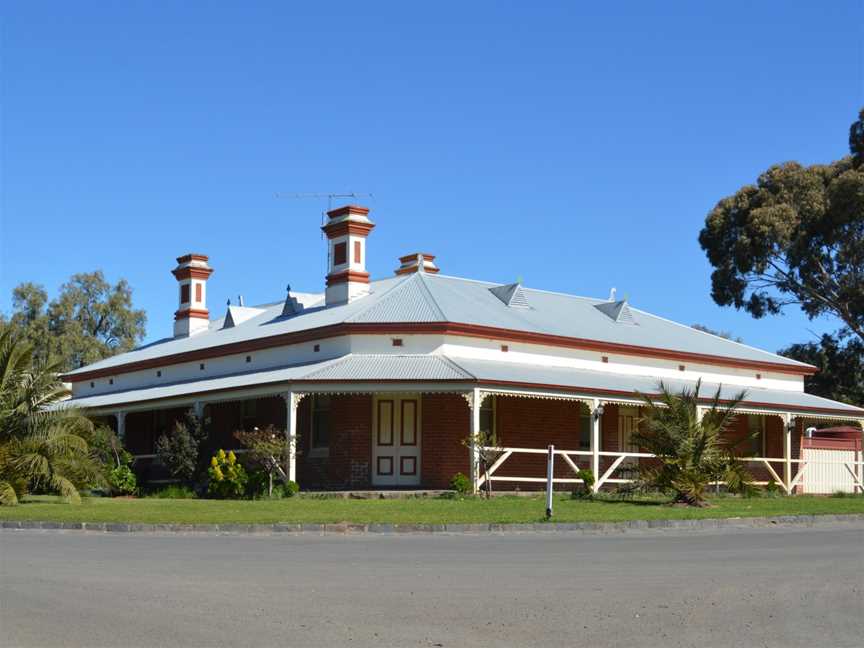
top-left (281, 285), bottom-right (305, 317)
top-left (489, 282), bottom-right (530, 309)
top-left (594, 299), bottom-right (636, 324)
top-left (222, 304), bottom-right (265, 329)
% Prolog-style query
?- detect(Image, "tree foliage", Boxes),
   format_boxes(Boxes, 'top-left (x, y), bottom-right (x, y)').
top-left (691, 324), bottom-right (743, 343)
top-left (0, 329), bottom-right (102, 505)
top-left (631, 381), bottom-right (753, 506)
top-left (3, 271), bottom-right (146, 372)
top-left (155, 411), bottom-right (206, 484)
top-left (234, 425), bottom-right (292, 497)
top-left (699, 107), bottom-right (864, 342)
top-left (779, 334), bottom-right (864, 406)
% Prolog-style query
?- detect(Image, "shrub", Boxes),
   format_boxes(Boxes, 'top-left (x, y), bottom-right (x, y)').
top-left (571, 469), bottom-right (595, 499)
top-left (145, 484), bottom-right (197, 499)
top-left (763, 480), bottom-right (782, 496)
top-left (283, 480), bottom-right (299, 497)
top-left (207, 450), bottom-right (248, 499)
top-left (155, 410), bottom-right (207, 484)
top-left (449, 472), bottom-right (472, 495)
top-left (107, 465), bottom-right (137, 496)
top-left (234, 425), bottom-right (293, 497)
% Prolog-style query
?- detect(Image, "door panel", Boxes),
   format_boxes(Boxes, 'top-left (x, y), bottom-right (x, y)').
top-left (373, 395), bottom-right (421, 486)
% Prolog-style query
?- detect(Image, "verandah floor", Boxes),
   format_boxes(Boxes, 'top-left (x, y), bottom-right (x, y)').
top-left (1, 494), bottom-right (862, 525)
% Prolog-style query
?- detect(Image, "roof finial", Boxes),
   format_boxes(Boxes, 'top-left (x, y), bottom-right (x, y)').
top-left (608, 287), bottom-right (617, 302)
top-left (227, 298), bottom-right (231, 306)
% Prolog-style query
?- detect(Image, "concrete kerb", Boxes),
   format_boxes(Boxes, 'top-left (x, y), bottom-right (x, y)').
top-left (1, 513), bottom-right (863, 536)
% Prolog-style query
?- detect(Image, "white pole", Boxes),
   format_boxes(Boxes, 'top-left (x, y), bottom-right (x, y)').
top-left (470, 388), bottom-right (482, 494)
top-left (284, 391), bottom-right (299, 484)
top-left (591, 400), bottom-right (602, 494)
top-left (783, 414), bottom-right (793, 494)
top-left (545, 444), bottom-right (555, 519)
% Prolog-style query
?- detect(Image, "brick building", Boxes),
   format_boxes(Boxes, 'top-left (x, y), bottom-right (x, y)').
top-left (62, 205), bottom-right (864, 493)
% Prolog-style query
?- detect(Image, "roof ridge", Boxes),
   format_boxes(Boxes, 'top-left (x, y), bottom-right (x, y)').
top-left (439, 355), bottom-right (477, 380)
top-left (346, 274), bottom-right (414, 322)
top-left (414, 272), bottom-right (447, 320)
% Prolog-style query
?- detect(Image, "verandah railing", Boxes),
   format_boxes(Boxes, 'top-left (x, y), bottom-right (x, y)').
top-left (476, 446), bottom-right (864, 495)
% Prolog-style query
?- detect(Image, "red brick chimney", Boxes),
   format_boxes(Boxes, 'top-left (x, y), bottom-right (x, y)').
top-left (322, 205), bottom-right (375, 305)
top-left (171, 253), bottom-right (213, 337)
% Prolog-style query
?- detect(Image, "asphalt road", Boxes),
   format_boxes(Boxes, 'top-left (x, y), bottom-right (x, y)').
top-left (1, 524), bottom-right (863, 648)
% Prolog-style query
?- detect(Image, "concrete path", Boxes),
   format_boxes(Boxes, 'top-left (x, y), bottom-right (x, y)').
top-left (1, 524), bottom-right (862, 647)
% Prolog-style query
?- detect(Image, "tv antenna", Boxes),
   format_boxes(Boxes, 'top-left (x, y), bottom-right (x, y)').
top-left (274, 192), bottom-right (375, 277)
top-left (275, 192), bottom-right (374, 212)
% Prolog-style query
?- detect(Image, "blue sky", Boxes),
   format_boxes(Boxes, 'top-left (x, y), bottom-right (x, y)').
top-left (1, 1), bottom-right (862, 352)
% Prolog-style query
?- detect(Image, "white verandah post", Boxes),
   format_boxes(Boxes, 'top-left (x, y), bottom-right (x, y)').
top-left (468, 388), bottom-right (483, 494)
top-left (281, 390), bottom-right (303, 484)
top-left (590, 399), bottom-right (603, 494)
top-left (781, 413), bottom-right (793, 494)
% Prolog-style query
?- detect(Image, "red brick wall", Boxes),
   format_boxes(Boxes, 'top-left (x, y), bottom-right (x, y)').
top-left (493, 396), bottom-right (587, 487)
top-left (298, 394), bottom-right (372, 489)
top-left (421, 394), bottom-right (470, 489)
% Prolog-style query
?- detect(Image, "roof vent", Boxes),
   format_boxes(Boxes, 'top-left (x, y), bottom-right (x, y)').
top-left (395, 253), bottom-right (440, 276)
top-left (281, 284), bottom-right (305, 317)
top-left (594, 299), bottom-right (636, 324)
top-left (222, 302), bottom-right (265, 329)
top-left (489, 282), bottom-right (530, 309)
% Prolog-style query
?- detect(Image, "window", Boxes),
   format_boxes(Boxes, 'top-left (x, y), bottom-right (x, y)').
top-left (90, 382), bottom-right (95, 389)
top-left (578, 409), bottom-right (591, 450)
top-left (353, 241), bottom-right (362, 264)
top-left (180, 284), bottom-right (190, 303)
top-left (747, 415), bottom-right (766, 456)
top-left (199, 363), bottom-right (205, 371)
top-left (156, 370), bottom-right (162, 377)
top-left (618, 407), bottom-right (639, 454)
top-left (313, 344), bottom-right (320, 352)
top-left (601, 356), bottom-right (609, 363)
top-left (479, 396), bottom-right (495, 438)
top-left (678, 364), bottom-right (686, 372)
top-left (109, 378), bottom-right (114, 385)
top-left (311, 395), bottom-right (331, 451)
top-left (500, 344), bottom-right (509, 352)
top-left (333, 242), bottom-right (347, 265)
top-left (392, 338), bottom-right (403, 347)
top-left (242, 400), bottom-right (257, 429)
top-left (246, 355), bottom-right (252, 363)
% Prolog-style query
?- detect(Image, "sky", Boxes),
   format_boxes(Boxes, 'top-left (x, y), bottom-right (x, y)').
top-left (1, 1), bottom-right (863, 352)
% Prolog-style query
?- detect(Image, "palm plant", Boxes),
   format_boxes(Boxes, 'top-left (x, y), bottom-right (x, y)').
top-left (631, 380), bottom-right (753, 506)
top-left (0, 328), bottom-right (101, 505)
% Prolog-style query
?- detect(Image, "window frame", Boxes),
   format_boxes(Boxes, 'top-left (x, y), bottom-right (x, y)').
top-left (746, 414), bottom-right (767, 457)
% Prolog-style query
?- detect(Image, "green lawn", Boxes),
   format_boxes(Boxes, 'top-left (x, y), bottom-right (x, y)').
top-left (1, 494), bottom-right (862, 525)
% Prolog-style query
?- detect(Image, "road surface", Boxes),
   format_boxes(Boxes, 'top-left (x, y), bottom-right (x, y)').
top-left (1, 524), bottom-right (862, 647)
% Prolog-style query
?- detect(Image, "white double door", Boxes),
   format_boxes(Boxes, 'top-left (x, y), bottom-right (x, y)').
top-left (372, 395), bottom-right (421, 486)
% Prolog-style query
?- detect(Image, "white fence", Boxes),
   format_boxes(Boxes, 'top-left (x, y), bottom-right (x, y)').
top-left (477, 446), bottom-right (864, 495)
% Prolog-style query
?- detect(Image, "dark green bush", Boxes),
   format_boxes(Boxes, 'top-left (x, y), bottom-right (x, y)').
top-left (283, 480), bottom-right (299, 497)
top-left (107, 465), bottom-right (137, 495)
top-left (449, 472), bottom-right (472, 495)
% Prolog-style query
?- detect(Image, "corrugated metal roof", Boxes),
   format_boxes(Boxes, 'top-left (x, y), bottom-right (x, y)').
top-left (302, 354), bottom-right (472, 381)
top-left (348, 273), bottom-right (445, 323)
top-left (451, 357), bottom-right (864, 415)
top-left (66, 271), bottom-right (813, 376)
top-left (64, 353), bottom-right (862, 416)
